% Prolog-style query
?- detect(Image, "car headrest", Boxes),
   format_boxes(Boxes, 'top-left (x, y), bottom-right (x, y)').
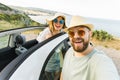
top-left (15, 35), bottom-right (26, 45)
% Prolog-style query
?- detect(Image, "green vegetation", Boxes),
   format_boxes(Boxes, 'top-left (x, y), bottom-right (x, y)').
top-left (0, 3), bottom-right (44, 31)
top-left (92, 30), bottom-right (120, 50)
top-left (0, 3), bottom-right (12, 11)
top-left (0, 35), bottom-right (9, 48)
top-left (92, 30), bottom-right (114, 41)
top-left (0, 13), bottom-right (41, 31)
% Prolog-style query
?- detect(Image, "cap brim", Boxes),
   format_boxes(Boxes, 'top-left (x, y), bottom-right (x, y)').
top-left (67, 23), bottom-right (94, 31)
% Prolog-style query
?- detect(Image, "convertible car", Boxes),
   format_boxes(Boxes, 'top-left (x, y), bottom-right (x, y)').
top-left (0, 26), bottom-right (71, 80)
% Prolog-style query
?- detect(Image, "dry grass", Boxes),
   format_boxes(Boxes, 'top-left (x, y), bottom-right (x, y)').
top-left (22, 29), bottom-right (42, 34)
top-left (21, 29), bottom-right (43, 41)
top-left (0, 20), bottom-right (24, 31)
top-left (92, 38), bottom-right (120, 50)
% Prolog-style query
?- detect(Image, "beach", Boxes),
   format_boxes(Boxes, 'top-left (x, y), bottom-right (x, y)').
top-left (96, 45), bottom-right (120, 75)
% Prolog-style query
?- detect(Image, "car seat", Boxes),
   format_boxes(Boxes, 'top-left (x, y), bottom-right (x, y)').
top-left (15, 35), bottom-right (27, 55)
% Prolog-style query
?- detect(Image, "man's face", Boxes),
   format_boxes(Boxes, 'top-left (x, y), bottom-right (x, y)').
top-left (68, 26), bottom-right (91, 52)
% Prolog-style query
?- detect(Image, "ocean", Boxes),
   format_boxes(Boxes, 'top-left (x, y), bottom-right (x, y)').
top-left (29, 15), bottom-right (120, 38)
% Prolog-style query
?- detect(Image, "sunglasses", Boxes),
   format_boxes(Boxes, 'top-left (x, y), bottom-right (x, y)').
top-left (68, 29), bottom-right (85, 38)
top-left (53, 18), bottom-right (64, 24)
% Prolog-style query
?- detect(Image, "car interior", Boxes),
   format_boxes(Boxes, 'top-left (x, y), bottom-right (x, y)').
top-left (0, 33), bottom-right (38, 72)
top-left (15, 35), bottom-right (28, 55)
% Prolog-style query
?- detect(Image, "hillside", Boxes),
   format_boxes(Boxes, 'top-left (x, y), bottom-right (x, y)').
top-left (9, 6), bottom-right (56, 16)
top-left (0, 3), bottom-right (12, 11)
top-left (0, 3), bottom-right (26, 15)
top-left (9, 5), bottom-right (70, 16)
top-left (0, 3), bottom-right (41, 31)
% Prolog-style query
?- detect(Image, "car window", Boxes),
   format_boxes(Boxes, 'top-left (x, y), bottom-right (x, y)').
top-left (0, 35), bottom-right (9, 49)
top-left (40, 38), bottom-right (70, 80)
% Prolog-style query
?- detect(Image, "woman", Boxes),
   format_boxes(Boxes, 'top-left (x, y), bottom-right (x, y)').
top-left (36, 13), bottom-right (66, 42)
top-left (36, 13), bottom-right (66, 80)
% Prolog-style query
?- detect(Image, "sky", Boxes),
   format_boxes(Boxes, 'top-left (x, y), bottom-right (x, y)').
top-left (1, 0), bottom-right (120, 20)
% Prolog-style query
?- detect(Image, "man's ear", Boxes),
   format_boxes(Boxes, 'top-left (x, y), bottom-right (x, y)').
top-left (89, 31), bottom-right (92, 37)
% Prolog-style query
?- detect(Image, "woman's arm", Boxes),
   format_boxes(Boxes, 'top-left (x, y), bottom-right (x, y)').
top-left (60, 73), bottom-right (63, 80)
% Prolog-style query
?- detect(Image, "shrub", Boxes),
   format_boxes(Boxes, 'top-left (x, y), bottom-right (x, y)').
top-left (92, 30), bottom-right (114, 41)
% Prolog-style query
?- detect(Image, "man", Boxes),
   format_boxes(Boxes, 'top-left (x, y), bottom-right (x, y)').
top-left (60, 16), bottom-right (119, 80)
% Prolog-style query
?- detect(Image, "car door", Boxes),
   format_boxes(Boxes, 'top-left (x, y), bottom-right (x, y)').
top-left (39, 35), bottom-right (70, 80)
top-left (0, 32), bottom-right (70, 80)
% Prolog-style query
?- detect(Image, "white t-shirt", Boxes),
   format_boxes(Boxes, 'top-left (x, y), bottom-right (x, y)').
top-left (62, 47), bottom-right (119, 80)
top-left (36, 27), bottom-right (51, 43)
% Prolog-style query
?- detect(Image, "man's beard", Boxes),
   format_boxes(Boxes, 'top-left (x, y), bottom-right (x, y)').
top-left (71, 38), bottom-right (89, 52)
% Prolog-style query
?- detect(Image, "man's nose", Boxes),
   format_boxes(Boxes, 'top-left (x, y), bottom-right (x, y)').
top-left (74, 32), bottom-right (80, 38)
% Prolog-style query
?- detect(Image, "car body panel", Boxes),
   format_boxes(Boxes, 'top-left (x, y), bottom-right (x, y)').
top-left (9, 34), bottom-right (68, 80)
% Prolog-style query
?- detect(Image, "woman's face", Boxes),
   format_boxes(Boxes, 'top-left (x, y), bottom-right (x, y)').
top-left (52, 16), bottom-right (65, 31)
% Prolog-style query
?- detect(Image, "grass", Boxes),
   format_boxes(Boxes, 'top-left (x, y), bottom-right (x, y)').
top-left (0, 20), bottom-right (24, 31)
top-left (0, 35), bottom-right (9, 48)
top-left (22, 29), bottom-right (42, 35)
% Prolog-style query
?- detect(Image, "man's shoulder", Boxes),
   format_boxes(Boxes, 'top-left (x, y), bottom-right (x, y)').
top-left (90, 49), bottom-right (113, 64)
top-left (66, 47), bottom-right (74, 54)
top-left (64, 47), bottom-right (73, 58)
top-left (93, 49), bottom-right (110, 59)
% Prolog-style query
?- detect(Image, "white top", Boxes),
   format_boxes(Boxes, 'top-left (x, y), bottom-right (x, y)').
top-left (62, 47), bottom-right (119, 80)
top-left (36, 27), bottom-right (51, 43)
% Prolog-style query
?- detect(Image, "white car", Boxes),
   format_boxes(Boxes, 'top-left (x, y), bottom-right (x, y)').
top-left (0, 26), bottom-right (70, 80)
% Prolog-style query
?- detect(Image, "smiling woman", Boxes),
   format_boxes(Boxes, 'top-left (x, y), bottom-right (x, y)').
top-left (36, 13), bottom-right (67, 80)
